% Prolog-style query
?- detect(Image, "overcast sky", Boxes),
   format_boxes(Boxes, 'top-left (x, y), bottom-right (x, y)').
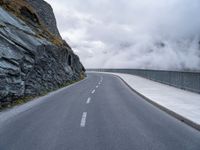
top-left (46, 0), bottom-right (200, 70)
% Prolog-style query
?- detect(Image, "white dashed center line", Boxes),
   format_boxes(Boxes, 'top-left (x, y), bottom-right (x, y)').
top-left (80, 78), bottom-right (104, 127)
top-left (80, 112), bottom-right (87, 127)
top-left (92, 89), bottom-right (95, 94)
top-left (86, 97), bottom-right (91, 104)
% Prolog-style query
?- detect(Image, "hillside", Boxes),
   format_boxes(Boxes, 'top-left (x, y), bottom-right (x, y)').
top-left (0, 0), bottom-right (85, 108)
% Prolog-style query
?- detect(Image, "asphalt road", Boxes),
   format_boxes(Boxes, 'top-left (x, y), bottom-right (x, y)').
top-left (0, 73), bottom-right (200, 150)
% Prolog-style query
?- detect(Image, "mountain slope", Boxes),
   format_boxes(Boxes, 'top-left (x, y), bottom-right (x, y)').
top-left (0, 0), bottom-right (85, 107)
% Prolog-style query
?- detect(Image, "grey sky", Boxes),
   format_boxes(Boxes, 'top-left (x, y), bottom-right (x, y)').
top-left (46, 0), bottom-right (200, 70)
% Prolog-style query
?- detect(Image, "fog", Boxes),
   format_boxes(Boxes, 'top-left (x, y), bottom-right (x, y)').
top-left (46, 0), bottom-right (200, 70)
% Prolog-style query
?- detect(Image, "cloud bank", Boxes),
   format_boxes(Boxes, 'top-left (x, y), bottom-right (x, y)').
top-left (46, 0), bottom-right (200, 70)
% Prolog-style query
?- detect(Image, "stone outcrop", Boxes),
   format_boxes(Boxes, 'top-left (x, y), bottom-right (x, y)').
top-left (0, 0), bottom-right (85, 107)
top-left (25, 0), bottom-right (61, 38)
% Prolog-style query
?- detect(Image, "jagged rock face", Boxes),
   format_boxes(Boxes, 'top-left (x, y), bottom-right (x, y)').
top-left (0, 0), bottom-right (85, 107)
top-left (25, 0), bottom-right (61, 38)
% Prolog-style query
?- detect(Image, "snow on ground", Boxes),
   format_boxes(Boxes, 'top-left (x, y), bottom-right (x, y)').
top-left (108, 72), bottom-right (200, 125)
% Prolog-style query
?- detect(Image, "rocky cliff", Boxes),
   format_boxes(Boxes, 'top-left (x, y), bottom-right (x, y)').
top-left (0, 0), bottom-right (85, 108)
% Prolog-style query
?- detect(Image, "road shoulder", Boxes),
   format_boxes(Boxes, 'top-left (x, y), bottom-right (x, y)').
top-left (90, 72), bottom-right (200, 131)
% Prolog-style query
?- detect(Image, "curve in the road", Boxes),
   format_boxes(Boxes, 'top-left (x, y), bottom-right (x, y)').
top-left (0, 73), bottom-right (199, 150)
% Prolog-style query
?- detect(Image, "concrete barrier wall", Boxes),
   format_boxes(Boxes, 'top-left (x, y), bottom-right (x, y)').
top-left (87, 69), bottom-right (200, 93)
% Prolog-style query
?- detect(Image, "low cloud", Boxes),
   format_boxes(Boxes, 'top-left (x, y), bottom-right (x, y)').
top-left (46, 0), bottom-right (200, 70)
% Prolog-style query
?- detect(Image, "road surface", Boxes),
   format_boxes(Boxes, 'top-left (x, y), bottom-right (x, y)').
top-left (0, 73), bottom-right (200, 150)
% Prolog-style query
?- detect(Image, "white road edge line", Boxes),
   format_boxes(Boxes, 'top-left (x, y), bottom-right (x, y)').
top-left (80, 112), bottom-right (87, 127)
top-left (86, 97), bottom-right (91, 104)
top-left (92, 89), bottom-right (95, 94)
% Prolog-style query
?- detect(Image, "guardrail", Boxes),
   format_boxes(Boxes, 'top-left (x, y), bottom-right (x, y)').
top-left (87, 69), bottom-right (200, 94)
